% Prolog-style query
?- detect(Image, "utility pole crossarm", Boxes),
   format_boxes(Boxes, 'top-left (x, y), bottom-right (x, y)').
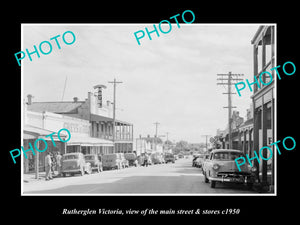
top-left (216, 72), bottom-right (244, 149)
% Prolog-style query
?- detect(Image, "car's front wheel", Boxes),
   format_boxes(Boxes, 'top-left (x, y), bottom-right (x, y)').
top-left (204, 173), bottom-right (209, 183)
top-left (210, 180), bottom-right (216, 188)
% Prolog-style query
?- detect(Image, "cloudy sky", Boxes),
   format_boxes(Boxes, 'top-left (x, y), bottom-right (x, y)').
top-left (22, 24), bottom-right (260, 143)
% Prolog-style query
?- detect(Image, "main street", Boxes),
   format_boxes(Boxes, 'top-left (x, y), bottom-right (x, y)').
top-left (23, 157), bottom-right (256, 194)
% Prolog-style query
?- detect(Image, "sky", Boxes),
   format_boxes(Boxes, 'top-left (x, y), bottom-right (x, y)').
top-left (22, 24), bottom-right (260, 143)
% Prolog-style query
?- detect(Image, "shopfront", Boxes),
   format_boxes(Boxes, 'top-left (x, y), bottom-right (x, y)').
top-left (24, 110), bottom-right (113, 175)
top-left (251, 25), bottom-right (275, 191)
top-left (23, 125), bottom-right (66, 174)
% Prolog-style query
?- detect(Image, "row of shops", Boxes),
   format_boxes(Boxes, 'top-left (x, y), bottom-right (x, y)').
top-left (214, 25), bottom-right (275, 192)
top-left (23, 87), bottom-right (134, 174)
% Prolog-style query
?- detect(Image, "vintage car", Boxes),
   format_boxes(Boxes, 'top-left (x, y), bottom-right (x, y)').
top-left (102, 153), bottom-right (122, 170)
top-left (61, 153), bottom-right (92, 177)
top-left (164, 153), bottom-right (175, 163)
top-left (194, 156), bottom-right (204, 168)
top-left (201, 154), bottom-right (210, 170)
top-left (203, 149), bottom-right (256, 188)
top-left (118, 153), bottom-right (129, 168)
top-left (124, 153), bottom-right (138, 167)
top-left (150, 153), bottom-right (164, 164)
top-left (84, 154), bottom-right (103, 173)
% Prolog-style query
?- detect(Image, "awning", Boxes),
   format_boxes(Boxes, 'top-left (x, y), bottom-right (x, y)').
top-left (67, 136), bottom-right (113, 147)
top-left (23, 124), bottom-right (66, 140)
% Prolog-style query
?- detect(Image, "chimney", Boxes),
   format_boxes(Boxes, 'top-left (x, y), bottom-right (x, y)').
top-left (27, 94), bottom-right (33, 105)
top-left (73, 97), bottom-right (78, 102)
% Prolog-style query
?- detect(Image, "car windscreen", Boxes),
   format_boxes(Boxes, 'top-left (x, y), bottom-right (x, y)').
top-left (213, 152), bottom-right (244, 161)
top-left (84, 155), bottom-right (95, 160)
top-left (63, 155), bottom-right (78, 160)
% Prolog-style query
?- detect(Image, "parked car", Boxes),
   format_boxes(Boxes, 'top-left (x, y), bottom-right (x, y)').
top-left (124, 153), bottom-right (138, 167)
top-left (194, 155), bottom-right (204, 168)
top-left (62, 153), bottom-right (92, 177)
top-left (201, 154), bottom-right (210, 171)
top-left (151, 153), bottom-right (164, 164)
top-left (118, 153), bottom-right (129, 168)
top-left (178, 154), bottom-right (184, 159)
top-left (102, 153), bottom-right (122, 170)
top-left (203, 149), bottom-right (256, 188)
top-left (192, 155), bottom-right (200, 167)
top-left (164, 153), bottom-right (175, 163)
top-left (141, 154), bottom-right (151, 166)
top-left (84, 154), bottom-right (103, 173)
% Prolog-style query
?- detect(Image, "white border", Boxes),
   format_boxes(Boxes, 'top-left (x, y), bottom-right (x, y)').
top-left (21, 23), bottom-right (277, 196)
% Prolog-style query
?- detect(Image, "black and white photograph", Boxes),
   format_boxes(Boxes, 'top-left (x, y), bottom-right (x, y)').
top-left (4, 3), bottom-right (298, 221)
top-left (20, 23), bottom-right (276, 195)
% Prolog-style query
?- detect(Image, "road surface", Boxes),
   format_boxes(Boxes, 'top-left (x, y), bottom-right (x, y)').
top-left (23, 157), bottom-right (256, 194)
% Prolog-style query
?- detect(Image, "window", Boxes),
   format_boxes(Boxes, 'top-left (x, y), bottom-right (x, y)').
top-left (213, 151), bottom-right (244, 161)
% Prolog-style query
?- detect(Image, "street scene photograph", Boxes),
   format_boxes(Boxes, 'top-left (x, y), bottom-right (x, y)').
top-left (21, 23), bottom-right (276, 195)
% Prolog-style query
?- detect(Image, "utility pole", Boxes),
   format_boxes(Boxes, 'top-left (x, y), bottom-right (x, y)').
top-left (154, 122), bottom-right (160, 151)
top-left (201, 134), bottom-right (211, 152)
top-left (108, 78), bottom-right (123, 153)
top-left (217, 72), bottom-right (244, 149)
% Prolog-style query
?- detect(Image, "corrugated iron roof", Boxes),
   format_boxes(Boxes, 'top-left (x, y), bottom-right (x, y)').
top-left (27, 101), bottom-right (84, 113)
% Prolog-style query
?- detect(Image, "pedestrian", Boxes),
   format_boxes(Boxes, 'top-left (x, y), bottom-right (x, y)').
top-left (144, 154), bottom-right (149, 167)
top-left (50, 153), bottom-right (56, 176)
top-left (56, 152), bottom-right (62, 176)
top-left (45, 152), bottom-right (52, 181)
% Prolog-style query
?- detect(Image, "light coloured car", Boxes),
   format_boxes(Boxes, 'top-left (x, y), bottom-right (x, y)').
top-left (203, 149), bottom-right (256, 188)
top-left (62, 153), bottom-right (92, 177)
top-left (118, 153), bottom-right (129, 168)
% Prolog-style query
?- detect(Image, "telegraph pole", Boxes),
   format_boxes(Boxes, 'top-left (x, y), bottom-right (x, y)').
top-left (201, 135), bottom-right (211, 152)
top-left (108, 78), bottom-right (123, 153)
top-left (154, 122), bottom-right (160, 151)
top-left (217, 72), bottom-right (243, 149)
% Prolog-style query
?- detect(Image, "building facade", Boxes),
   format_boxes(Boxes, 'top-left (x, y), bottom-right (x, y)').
top-left (27, 85), bottom-right (134, 154)
top-left (251, 25), bottom-right (275, 191)
top-left (23, 103), bottom-right (114, 174)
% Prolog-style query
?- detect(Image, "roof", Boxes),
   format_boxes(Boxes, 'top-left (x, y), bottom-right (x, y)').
top-left (239, 118), bottom-right (253, 128)
top-left (251, 25), bottom-right (264, 44)
top-left (90, 113), bottom-right (132, 126)
top-left (27, 101), bottom-right (84, 114)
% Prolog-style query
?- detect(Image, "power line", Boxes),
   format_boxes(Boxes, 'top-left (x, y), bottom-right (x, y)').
top-left (217, 72), bottom-right (244, 149)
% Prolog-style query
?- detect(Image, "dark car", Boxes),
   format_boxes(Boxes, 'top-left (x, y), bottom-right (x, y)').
top-left (164, 153), bottom-right (175, 163)
top-left (62, 153), bottom-right (92, 176)
top-left (84, 154), bottom-right (103, 173)
top-left (124, 153), bottom-right (138, 167)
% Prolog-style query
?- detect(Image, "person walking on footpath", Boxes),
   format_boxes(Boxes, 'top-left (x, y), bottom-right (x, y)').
top-left (45, 152), bottom-right (53, 181)
top-left (56, 152), bottom-right (62, 177)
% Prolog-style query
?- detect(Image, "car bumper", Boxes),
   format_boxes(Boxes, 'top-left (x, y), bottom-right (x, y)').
top-left (209, 175), bottom-right (254, 184)
top-left (62, 169), bottom-right (80, 173)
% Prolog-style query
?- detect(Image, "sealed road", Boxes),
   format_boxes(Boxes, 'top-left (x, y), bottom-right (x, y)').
top-left (23, 158), bottom-right (256, 195)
